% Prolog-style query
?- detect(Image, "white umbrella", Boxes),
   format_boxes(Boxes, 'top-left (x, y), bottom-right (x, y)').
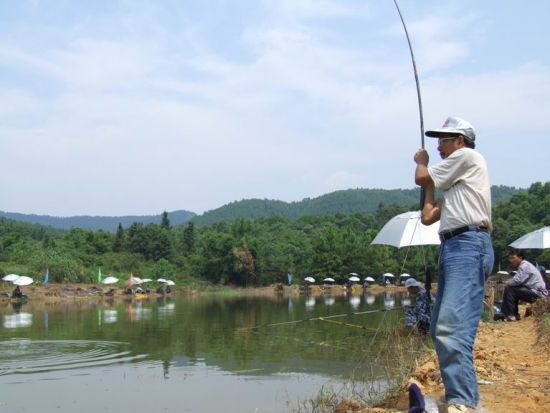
top-left (509, 227), bottom-right (550, 249)
top-left (2, 274), bottom-right (20, 282)
top-left (141, 278), bottom-right (153, 283)
top-left (348, 272), bottom-right (359, 276)
top-left (497, 271), bottom-right (509, 275)
top-left (12, 276), bottom-right (34, 286)
top-left (323, 277), bottom-right (335, 283)
top-left (371, 211), bottom-right (440, 248)
top-left (304, 277), bottom-right (315, 283)
top-left (365, 276), bottom-right (375, 282)
top-left (400, 273), bottom-right (411, 278)
top-left (165, 280), bottom-right (175, 286)
top-left (348, 276), bottom-right (360, 282)
top-left (101, 276), bottom-right (119, 285)
top-left (383, 273), bottom-right (395, 278)
top-left (157, 278), bottom-right (167, 283)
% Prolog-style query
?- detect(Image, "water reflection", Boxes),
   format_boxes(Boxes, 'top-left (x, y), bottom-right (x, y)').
top-left (3, 313), bottom-right (33, 328)
top-left (305, 296), bottom-right (316, 309)
top-left (323, 296), bottom-right (335, 306)
top-left (384, 292), bottom-right (396, 308)
top-left (349, 296), bottom-right (361, 309)
top-left (103, 309), bottom-right (118, 324)
top-left (365, 294), bottom-right (376, 305)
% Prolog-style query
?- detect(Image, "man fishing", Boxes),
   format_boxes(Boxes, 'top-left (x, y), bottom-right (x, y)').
top-left (414, 116), bottom-right (494, 413)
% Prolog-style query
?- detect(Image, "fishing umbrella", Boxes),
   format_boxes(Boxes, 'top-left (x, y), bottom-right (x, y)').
top-left (304, 277), bottom-right (315, 283)
top-left (140, 278), bottom-right (153, 283)
top-left (348, 272), bottom-right (359, 276)
top-left (348, 276), bottom-right (360, 282)
top-left (165, 280), bottom-right (175, 286)
top-left (383, 273), bottom-right (395, 278)
top-left (509, 226), bottom-right (550, 249)
top-left (101, 276), bottom-right (119, 285)
top-left (12, 276), bottom-right (34, 286)
top-left (2, 274), bottom-right (20, 282)
top-left (400, 273), bottom-right (411, 278)
top-left (370, 211), bottom-right (440, 248)
top-left (365, 276), bottom-right (375, 282)
top-left (497, 271), bottom-right (509, 275)
top-left (157, 278), bottom-right (167, 283)
top-left (323, 277), bottom-right (335, 283)
top-left (127, 277), bottom-right (143, 286)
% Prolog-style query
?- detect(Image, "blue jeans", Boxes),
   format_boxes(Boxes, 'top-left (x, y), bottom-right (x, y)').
top-left (430, 231), bottom-right (494, 407)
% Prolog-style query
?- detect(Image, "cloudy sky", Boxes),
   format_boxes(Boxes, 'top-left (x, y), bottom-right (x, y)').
top-left (1, 0), bottom-right (549, 217)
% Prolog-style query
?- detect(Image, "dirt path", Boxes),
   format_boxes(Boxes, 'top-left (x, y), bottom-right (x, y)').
top-left (411, 315), bottom-right (550, 412)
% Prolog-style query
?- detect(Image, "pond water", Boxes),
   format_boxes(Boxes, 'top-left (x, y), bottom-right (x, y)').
top-left (0, 291), bottom-right (410, 412)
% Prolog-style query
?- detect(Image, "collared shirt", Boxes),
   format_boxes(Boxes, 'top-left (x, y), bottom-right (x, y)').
top-left (428, 147), bottom-right (492, 233)
top-left (405, 288), bottom-right (431, 326)
top-left (508, 259), bottom-right (548, 296)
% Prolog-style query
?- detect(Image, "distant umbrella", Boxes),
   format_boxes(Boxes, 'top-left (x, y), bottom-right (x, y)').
top-left (400, 273), bottom-right (411, 278)
top-left (12, 276), bottom-right (34, 286)
top-left (165, 280), bottom-right (175, 286)
top-left (304, 277), bottom-right (315, 283)
top-left (365, 277), bottom-right (375, 282)
top-left (127, 277), bottom-right (143, 286)
top-left (101, 276), bottom-right (119, 285)
top-left (497, 271), bottom-right (509, 275)
top-left (348, 276), bottom-right (360, 282)
top-left (140, 278), bottom-right (153, 283)
top-left (383, 273), bottom-right (395, 278)
top-left (157, 278), bottom-right (167, 283)
top-left (348, 272), bottom-right (359, 276)
top-left (2, 274), bottom-right (20, 282)
top-left (323, 277), bottom-right (335, 283)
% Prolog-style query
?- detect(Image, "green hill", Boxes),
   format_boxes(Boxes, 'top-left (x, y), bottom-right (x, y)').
top-left (0, 210), bottom-right (196, 232)
top-left (191, 186), bottom-right (523, 225)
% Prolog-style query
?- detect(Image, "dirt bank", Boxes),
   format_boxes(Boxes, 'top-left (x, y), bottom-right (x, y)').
top-left (349, 307), bottom-right (550, 413)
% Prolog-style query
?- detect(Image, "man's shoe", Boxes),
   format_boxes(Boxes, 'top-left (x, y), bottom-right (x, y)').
top-left (438, 402), bottom-right (469, 413)
top-left (504, 315), bottom-right (517, 322)
top-left (447, 403), bottom-right (468, 413)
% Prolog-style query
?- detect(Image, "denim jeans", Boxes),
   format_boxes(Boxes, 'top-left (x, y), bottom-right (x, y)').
top-left (430, 230), bottom-right (494, 408)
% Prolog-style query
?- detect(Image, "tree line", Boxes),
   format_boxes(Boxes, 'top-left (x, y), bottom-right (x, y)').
top-left (0, 182), bottom-right (548, 286)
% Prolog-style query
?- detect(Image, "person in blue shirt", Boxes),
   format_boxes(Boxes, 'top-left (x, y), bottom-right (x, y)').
top-left (404, 278), bottom-right (431, 335)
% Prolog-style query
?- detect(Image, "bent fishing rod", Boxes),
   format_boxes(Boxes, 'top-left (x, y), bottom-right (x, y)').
top-left (392, 0), bottom-right (426, 209)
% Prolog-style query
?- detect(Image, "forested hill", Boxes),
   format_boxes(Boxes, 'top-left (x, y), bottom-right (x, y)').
top-left (0, 210), bottom-right (196, 232)
top-left (192, 185), bottom-right (522, 226)
top-left (0, 185), bottom-right (520, 230)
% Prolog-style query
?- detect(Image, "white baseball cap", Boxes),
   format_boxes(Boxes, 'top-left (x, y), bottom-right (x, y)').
top-left (425, 116), bottom-right (476, 143)
top-left (405, 278), bottom-right (422, 288)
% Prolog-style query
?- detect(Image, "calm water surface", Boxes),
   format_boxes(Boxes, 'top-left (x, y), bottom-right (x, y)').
top-left (0, 291), bottom-right (410, 412)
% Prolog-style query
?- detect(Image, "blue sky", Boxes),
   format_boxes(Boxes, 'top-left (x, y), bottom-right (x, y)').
top-left (1, 0), bottom-right (549, 216)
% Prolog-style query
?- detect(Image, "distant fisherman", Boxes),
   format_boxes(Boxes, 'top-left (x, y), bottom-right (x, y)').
top-left (414, 116), bottom-right (494, 413)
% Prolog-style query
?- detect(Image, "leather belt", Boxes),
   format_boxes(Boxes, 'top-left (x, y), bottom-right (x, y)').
top-left (439, 225), bottom-right (488, 242)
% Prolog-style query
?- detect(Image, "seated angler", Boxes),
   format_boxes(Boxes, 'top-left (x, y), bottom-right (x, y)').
top-left (498, 249), bottom-right (549, 321)
top-left (403, 278), bottom-right (432, 335)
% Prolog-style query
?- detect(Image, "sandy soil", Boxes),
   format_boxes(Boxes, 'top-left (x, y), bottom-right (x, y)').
top-left (412, 314), bottom-right (550, 413)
